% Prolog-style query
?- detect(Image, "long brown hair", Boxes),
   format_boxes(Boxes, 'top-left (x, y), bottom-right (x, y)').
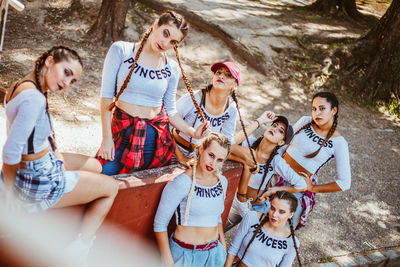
top-left (34, 46), bottom-right (82, 101)
top-left (33, 46), bottom-right (82, 150)
top-left (231, 90), bottom-right (257, 168)
top-left (236, 191), bottom-right (302, 267)
top-left (288, 92), bottom-right (339, 158)
top-left (107, 11), bottom-right (201, 114)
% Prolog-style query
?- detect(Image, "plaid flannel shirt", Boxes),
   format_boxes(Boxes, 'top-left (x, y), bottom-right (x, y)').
top-left (98, 107), bottom-right (175, 173)
top-left (274, 173), bottom-right (317, 230)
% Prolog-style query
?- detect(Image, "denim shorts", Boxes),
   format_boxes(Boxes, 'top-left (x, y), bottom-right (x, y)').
top-left (169, 234), bottom-right (227, 267)
top-left (0, 151), bottom-right (79, 213)
top-left (251, 201), bottom-right (270, 213)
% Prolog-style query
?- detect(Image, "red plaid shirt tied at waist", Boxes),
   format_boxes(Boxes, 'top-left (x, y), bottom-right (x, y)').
top-left (97, 107), bottom-right (175, 173)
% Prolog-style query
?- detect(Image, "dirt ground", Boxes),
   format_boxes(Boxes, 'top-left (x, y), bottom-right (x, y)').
top-left (0, 0), bottom-right (399, 265)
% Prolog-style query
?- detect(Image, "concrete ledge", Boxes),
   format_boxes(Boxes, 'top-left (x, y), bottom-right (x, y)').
top-left (46, 161), bottom-right (243, 247)
top-left (305, 246), bottom-right (400, 267)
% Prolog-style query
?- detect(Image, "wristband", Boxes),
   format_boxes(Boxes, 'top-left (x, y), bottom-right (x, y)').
top-left (255, 119), bottom-right (261, 128)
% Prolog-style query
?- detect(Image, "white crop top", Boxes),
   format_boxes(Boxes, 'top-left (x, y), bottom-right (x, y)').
top-left (101, 41), bottom-right (180, 116)
top-left (281, 116), bottom-right (351, 191)
top-left (3, 89), bottom-right (52, 165)
top-left (175, 91), bottom-right (237, 157)
top-left (243, 136), bottom-right (307, 191)
top-left (228, 211), bottom-right (299, 267)
top-left (154, 173), bottom-right (228, 232)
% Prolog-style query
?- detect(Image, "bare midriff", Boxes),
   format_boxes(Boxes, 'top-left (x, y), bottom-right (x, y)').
top-left (21, 146), bottom-right (50, 162)
top-left (174, 225), bottom-right (219, 245)
top-left (283, 153), bottom-right (312, 177)
top-left (116, 99), bottom-right (162, 119)
top-left (246, 186), bottom-right (264, 204)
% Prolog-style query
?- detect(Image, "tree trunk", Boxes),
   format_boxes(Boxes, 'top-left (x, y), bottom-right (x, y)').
top-left (1, 0), bottom-right (7, 103)
top-left (309, 0), bottom-right (364, 20)
top-left (87, 0), bottom-right (131, 46)
top-left (333, 0), bottom-right (400, 102)
top-left (0, 0), bottom-right (6, 43)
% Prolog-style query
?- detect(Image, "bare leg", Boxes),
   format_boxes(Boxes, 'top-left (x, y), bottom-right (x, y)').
top-left (52, 171), bottom-right (118, 242)
top-left (61, 152), bottom-right (102, 173)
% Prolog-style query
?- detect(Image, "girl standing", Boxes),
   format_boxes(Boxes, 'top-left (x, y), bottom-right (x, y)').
top-left (262, 92), bottom-right (351, 229)
top-left (98, 11), bottom-right (208, 175)
top-left (154, 133), bottom-right (231, 267)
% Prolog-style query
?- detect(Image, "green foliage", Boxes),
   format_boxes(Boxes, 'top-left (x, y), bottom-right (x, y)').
top-left (330, 39), bottom-right (354, 49)
top-left (128, 9), bottom-right (143, 25)
top-left (306, 14), bottom-right (321, 20)
top-left (320, 256), bottom-right (336, 263)
top-left (382, 98), bottom-right (400, 116)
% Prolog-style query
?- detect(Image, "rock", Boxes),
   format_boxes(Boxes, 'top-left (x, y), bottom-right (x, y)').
top-left (376, 128), bottom-right (394, 133)
top-left (75, 115), bottom-right (92, 122)
top-left (59, 113), bottom-right (75, 121)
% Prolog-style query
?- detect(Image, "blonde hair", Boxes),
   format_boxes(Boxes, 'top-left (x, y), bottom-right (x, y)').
top-left (183, 133), bottom-right (230, 225)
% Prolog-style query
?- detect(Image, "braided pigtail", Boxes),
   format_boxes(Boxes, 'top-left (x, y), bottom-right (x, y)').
top-left (184, 132), bottom-right (230, 224)
top-left (173, 46), bottom-right (206, 124)
top-left (183, 132), bottom-right (230, 224)
top-left (231, 90), bottom-right (257, 167)
top-left (286, 122), bottom-right (312, 149)
top-left (305, 114), bottom-right (337, 158)
top-left (235, 213), bottom-right (269, 265)
top-left (107, 27), bottom-right (152, 111)
top-left (250, 137), bottom-right (263, 150)
top-left (34, 45), bottom-right (83, 108)
top-left (184, 153), bottom-right (198, 226)
top-left (33, 46), bottom-right (82, 150)
top-left (289, 218), bottom-right (302, 267)
top-left (215, 169), bottom-right (226, 200)
top-left (34, 51), bottom-right (49, 109)
top-left (256, 146), bottom-right (279, 197)
top-left (304, 91), bottom-right (340, 158)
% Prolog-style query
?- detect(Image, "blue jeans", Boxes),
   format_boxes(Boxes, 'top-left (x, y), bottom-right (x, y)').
top-left (291, 192), bottom-right (303, 228)
top-left (251, 201), bottom-right (270, 213)
top-left (101, 123), bottom-right (157, 175)
top-left (169, 234), bottom-right (227, 267)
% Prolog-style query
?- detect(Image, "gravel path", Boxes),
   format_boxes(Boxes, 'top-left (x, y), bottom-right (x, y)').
top-left (0, 0), bottom-right (399, 265)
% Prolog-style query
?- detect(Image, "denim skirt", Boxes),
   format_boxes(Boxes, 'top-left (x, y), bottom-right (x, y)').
top-left (169, 233), bottom-right (227, 267)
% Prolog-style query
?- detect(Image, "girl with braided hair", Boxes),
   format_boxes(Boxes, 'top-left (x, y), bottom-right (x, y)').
top-left (225, 112), bottom-right (307, 231)
top-left (261, 91), bottom-right (351, 229)
top-left (173, 61), bottom-right (240, 166)
top-left (154, 132), bottom-right (231, 267)
top-left (225, 191), bottom-right (301, 267)
top-left (98, 11), bottom-right (208, 175)
top-left (0, 46), bottom-right (118, 260)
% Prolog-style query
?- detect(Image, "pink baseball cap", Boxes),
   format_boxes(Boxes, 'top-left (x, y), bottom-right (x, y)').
top-left (211, 61), bottom-right (242, 85)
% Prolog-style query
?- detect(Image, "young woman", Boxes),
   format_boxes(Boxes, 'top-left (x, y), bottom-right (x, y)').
top-left (97, 11), bottom-right (208, 175)
top-left (154, 133), bottom-right (231, 267)
top-left (0, 46), bottom-right (119, 259)
top-left (173, 61), bottom-right (240, 166)
top-left (225, 112), bottom-right (307, 231)
top-left (225, 191), bottom-right (301, 267)
top-left (262, 92), bottom-right (351, 229)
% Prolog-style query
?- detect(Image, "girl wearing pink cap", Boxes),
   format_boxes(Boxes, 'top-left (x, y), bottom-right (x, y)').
top-left (173, 61), bottom-right (241, 166)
